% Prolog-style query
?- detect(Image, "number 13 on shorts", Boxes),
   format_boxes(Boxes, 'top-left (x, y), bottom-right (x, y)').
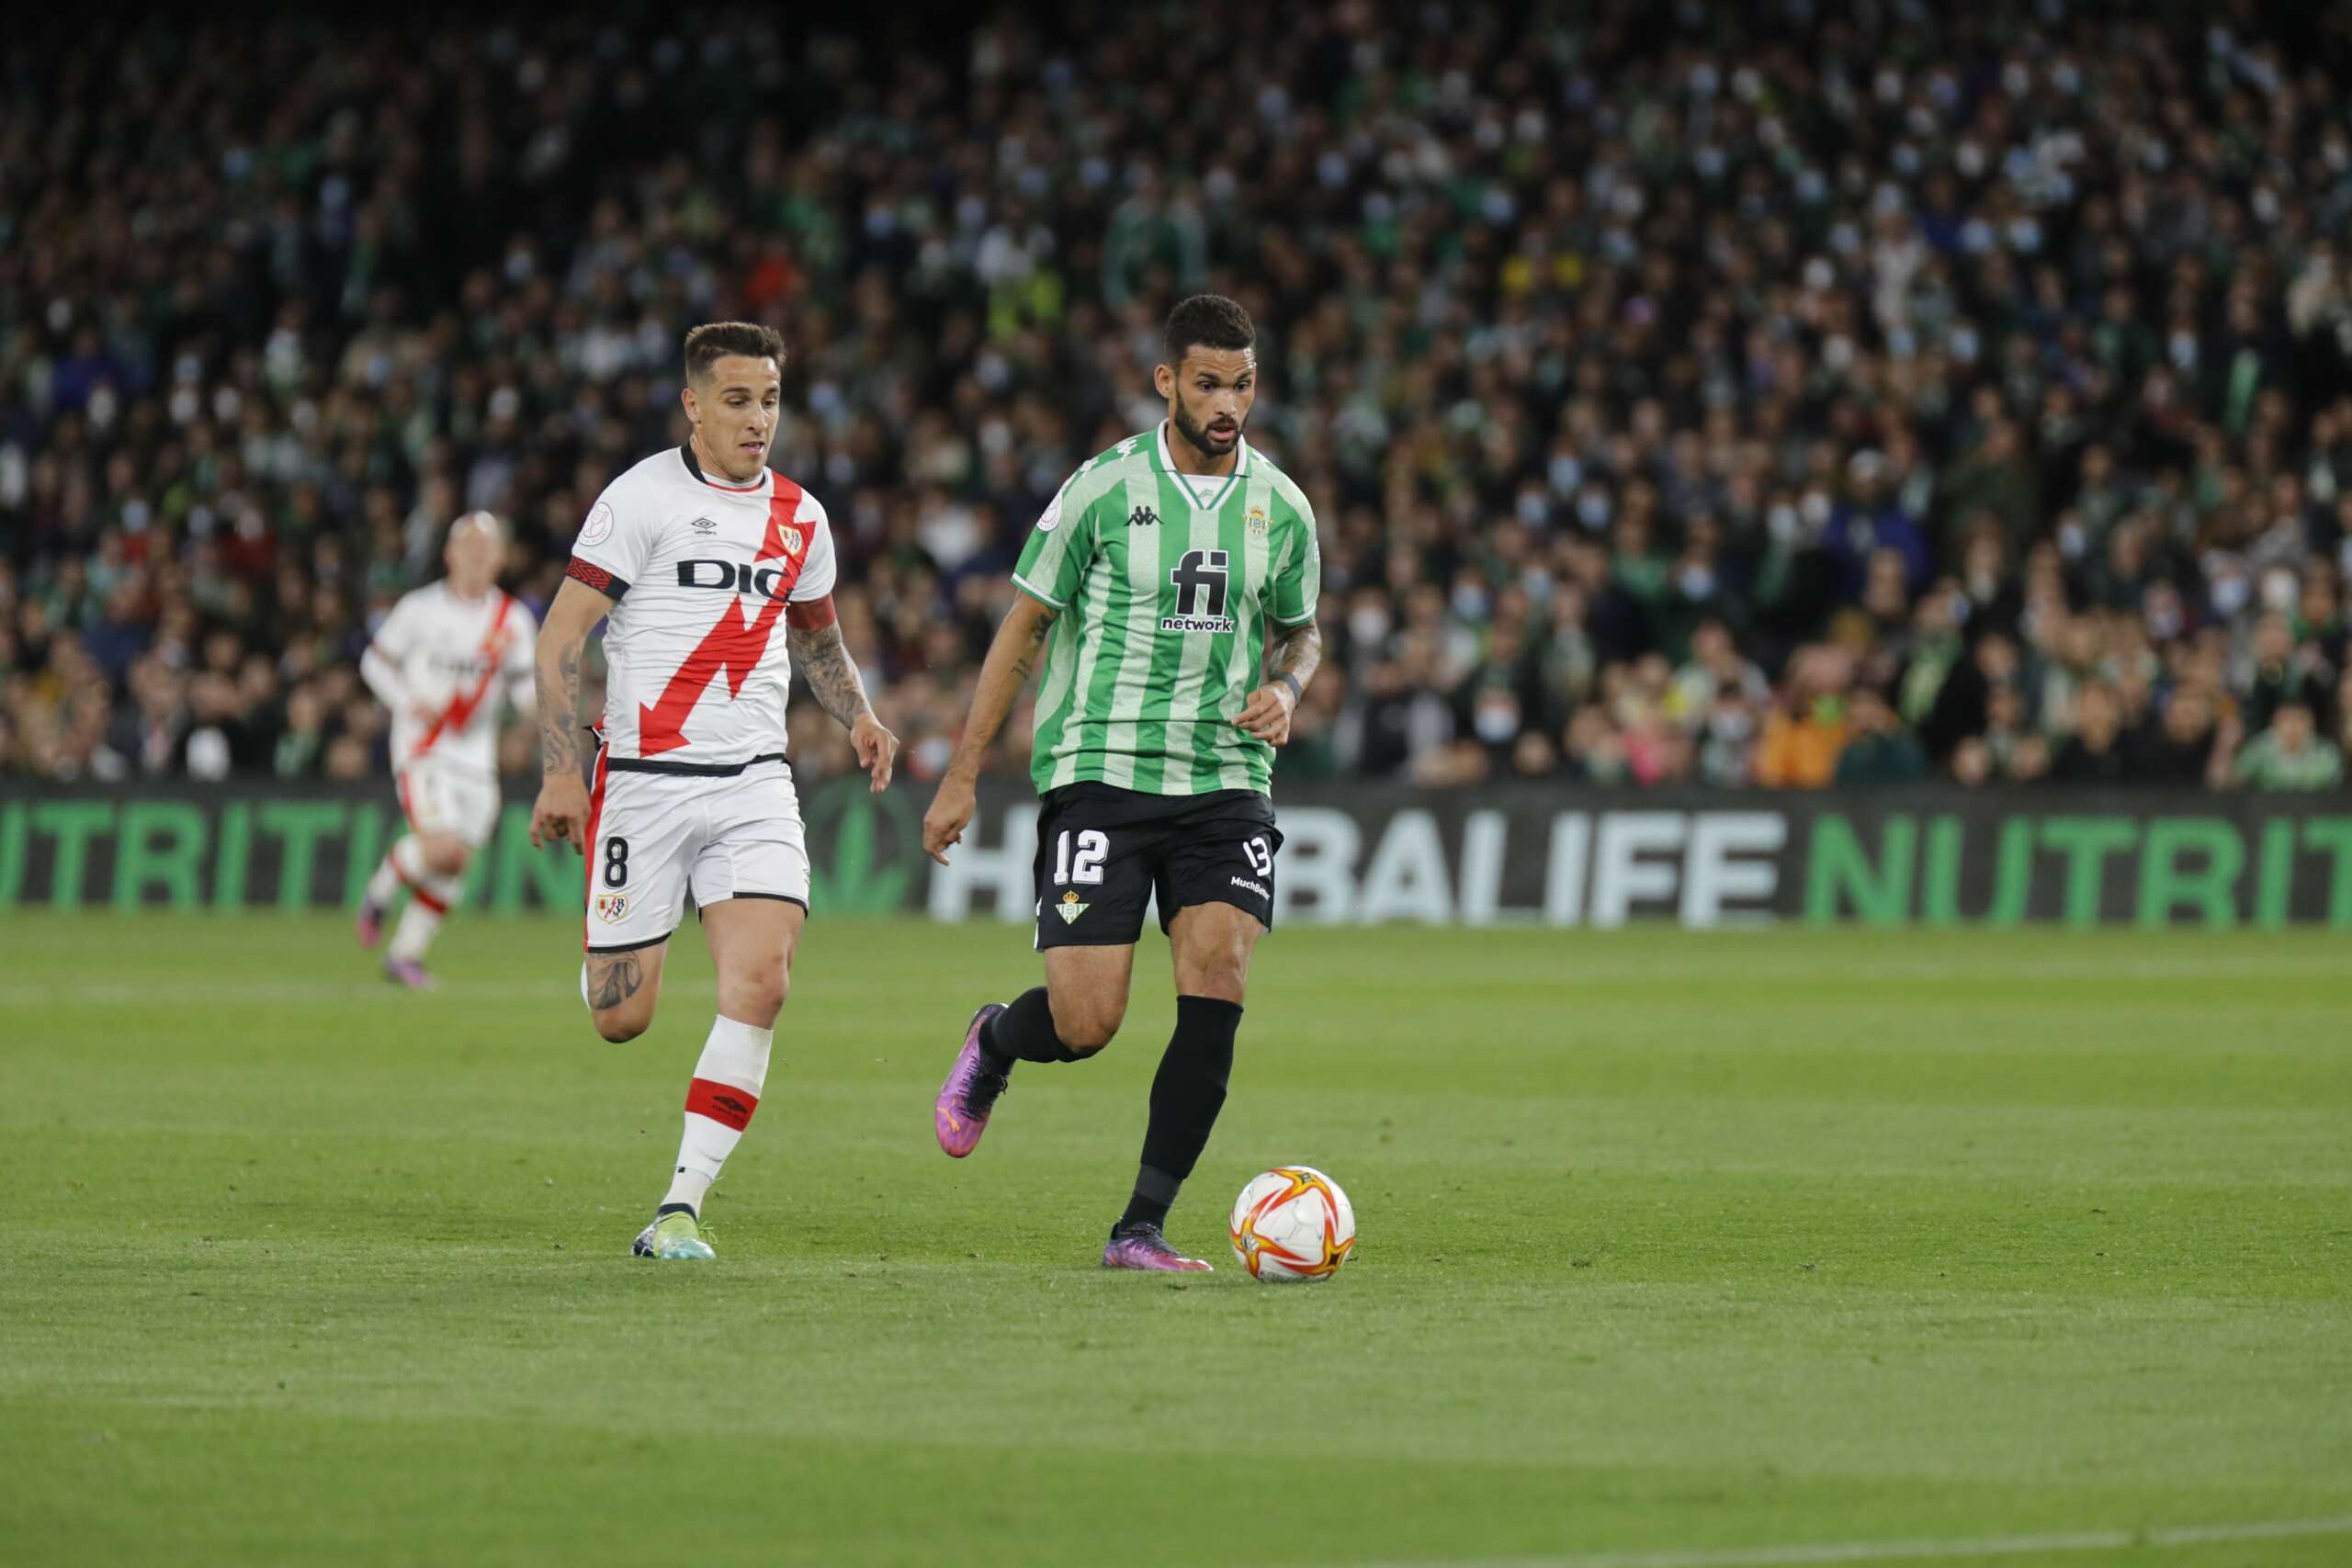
top-left (1243, 834), bottom-right (1273, 877)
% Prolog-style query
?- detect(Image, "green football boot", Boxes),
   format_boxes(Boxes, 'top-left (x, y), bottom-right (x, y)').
top-left (630, 1211), bottom-right (716, 1261)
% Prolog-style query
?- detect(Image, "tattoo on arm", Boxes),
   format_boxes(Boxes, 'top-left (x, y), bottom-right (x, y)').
top-left (583, 952), bottom-right (643, 1010)
top-left (1267, 621), bottom-right (1323, 696)
top-left (1006, 604), bottom-right (1052, 681)
top-left (537, 640), bottom-right (582, 775)
top-left (787, 621), bottom-right (875, 729)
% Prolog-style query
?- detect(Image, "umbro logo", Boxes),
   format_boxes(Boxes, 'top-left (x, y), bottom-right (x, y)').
top-left (1128, 506), bottom-right (1159, 528)
top-left (689, 516), bottom-right (719, 533)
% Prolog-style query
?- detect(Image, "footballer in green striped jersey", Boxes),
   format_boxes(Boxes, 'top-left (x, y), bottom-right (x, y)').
top-left (1009, 410), bottom-right (1319, 795)
top-left (922, 294), bottom-right (1326, 1272)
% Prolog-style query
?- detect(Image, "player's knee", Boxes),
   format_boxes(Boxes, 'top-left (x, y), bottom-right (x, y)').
top-left (424, 838), bottom-right (470, 878)
top-left (1051, 997), bottom-right (1124, 1055)
top-left (1177, 920), bottom-right (1254, 1002)
top-left (721, 965), bottom-right (787, 1026)
top-left (592, 1006), bottom-right (650, 1043)
top-left (1189, 957), bottom-right (1248, 1002)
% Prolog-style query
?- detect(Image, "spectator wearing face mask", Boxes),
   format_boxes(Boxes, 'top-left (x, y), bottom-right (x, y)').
top-left (1921, 631), bottom-right (2022, 761)
top-left (1451, 622), bottom-right (1547, 774)
top-left (2227, 700), bottom-right (2345, 790)
top-left (1825, 451), bottom-right (1930, 603)
top-left (1754, 647), bottom-right (1854, 789)
top-left (2241, 611), bottom-right (2337, 736)
top-left (1830, 687), bottom-right (1927, 786)
top-left (2129, 683), bottom-right (2228, 786)
top-left (2046, 682), bottom-right (2133, 785)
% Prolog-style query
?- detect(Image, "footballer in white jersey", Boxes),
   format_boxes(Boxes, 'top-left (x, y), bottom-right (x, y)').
top-left (530, 321), bottom-right (899, 1263)
top-left (356, 512), bottom-right (538, 988)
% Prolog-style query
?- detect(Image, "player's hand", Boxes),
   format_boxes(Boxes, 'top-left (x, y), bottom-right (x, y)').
top-left (530, 773), bottom-right (591, 853)
top-left (922, 773), bottom-right (977, 865)
top-left (850, 712), bottom-right (899, 794)
top-left (1237, 682), bottom-right (1297, 744)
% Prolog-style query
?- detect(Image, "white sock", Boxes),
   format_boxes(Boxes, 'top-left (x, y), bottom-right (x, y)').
top-left (388, 872), bottom-right (461, 963)
top-left (662, 1015), bottom-right (775, 1216)
top-left (367, 837), bottom-right (429, 908)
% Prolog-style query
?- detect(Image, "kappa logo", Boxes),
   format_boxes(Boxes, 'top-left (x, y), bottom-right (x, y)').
top-left (689, 516), bottom-right (719, 534)
top-left (1055, 890), bottom-right (1090, 925)
top-left (594, 891), bottom-right (630, 923)
top-left (1128, 505), bottom-right (1159, 529)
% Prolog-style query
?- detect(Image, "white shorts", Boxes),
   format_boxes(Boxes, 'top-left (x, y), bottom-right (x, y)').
top-left (582, 755), bottom-right (811, 953)
top-left (397, 757), bottom-right (502, 848)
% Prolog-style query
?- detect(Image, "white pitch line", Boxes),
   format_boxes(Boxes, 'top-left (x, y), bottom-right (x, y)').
top-left (1337, 1514), bottom-right (2352, 1568)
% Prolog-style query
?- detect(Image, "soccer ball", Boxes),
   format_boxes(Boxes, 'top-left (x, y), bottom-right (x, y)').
top-left (1228, 1166), bottom-right (1356, 1282)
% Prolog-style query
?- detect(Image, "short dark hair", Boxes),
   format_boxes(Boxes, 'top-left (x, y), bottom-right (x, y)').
top-left (684, 321), bottom-right (786, 383)
top-left (1163, 294), bottom-right (1255, 367)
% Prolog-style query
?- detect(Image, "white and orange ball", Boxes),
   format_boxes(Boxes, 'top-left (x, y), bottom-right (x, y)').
top-left (1229, 1166), bottom-right (1356, 1282)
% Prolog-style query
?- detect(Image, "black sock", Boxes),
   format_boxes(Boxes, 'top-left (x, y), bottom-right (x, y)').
top-left (981, 987), bottom-right (1084, 1067)
top-left (1118, 996), bottom-right (1240, 1231)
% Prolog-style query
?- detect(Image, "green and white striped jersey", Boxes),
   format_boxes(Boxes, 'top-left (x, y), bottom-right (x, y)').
top-left (1012, 423), bottom-right (1320, 796)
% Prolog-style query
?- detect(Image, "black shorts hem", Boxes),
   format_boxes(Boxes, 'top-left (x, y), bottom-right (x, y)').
top-left (1035, 926), bottom-right (1149, 950)
top-left (1155, 892), bottom-right (1273, 935)
top-left (585, 928), bottom-right (677, 955)
top-left (722, 892), bottom-right (809, 911)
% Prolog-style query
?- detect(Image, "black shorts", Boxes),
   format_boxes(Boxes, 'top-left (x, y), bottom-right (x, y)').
top-left (1032, 783), bottom-right (1283, 949)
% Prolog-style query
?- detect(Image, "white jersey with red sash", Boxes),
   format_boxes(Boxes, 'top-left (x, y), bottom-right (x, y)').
top-left (566, 446), bottom-right (837, 768)
top-left (367, 582), bottom-right (538, 777)
top-left (562, 448), bottom-right (837, 953)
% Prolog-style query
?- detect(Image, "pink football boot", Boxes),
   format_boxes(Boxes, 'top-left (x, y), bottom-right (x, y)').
top-left (1102, 1224), bottom-right (1214, 1273)
top-left (933, 1002), bottom-right (1010, 1157)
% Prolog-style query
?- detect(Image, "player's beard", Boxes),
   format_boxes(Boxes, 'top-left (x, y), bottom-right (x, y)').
top-left (1170, 399), bottom-right (1244, 463)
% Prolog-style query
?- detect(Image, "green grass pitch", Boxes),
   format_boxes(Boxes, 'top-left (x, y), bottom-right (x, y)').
top-left (2, 912), bottom-right (2347, 1567)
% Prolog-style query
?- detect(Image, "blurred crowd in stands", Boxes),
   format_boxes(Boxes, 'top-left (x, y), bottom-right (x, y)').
top-left (6, 2), bottom-right (2352, 792)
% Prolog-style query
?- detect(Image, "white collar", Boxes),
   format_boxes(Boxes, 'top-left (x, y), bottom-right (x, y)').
top-left (1157, 422), bottom-right (1249, 506)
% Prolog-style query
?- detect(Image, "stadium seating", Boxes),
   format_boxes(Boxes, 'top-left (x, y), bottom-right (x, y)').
top-left (4, 6), bottom-right (2349, 792)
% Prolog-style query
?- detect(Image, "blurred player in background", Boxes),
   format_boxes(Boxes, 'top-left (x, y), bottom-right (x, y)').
top-left (922, 294), bottom-right (1323, 1271)
top-left (531, 322), bottom-right (898, 1262)
top-left (356, 512), bottom-right (537, 989)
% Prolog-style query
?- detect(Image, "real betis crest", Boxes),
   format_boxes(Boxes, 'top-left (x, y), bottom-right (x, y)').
top-left (1246, 505), bottom-right (1268, 538)
top-left (1055, 890), bottom-right (1089, 925)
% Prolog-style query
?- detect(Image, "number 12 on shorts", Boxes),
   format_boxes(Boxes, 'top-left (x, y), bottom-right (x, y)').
top-left (1053, 829), bottom-right (1106, 886)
